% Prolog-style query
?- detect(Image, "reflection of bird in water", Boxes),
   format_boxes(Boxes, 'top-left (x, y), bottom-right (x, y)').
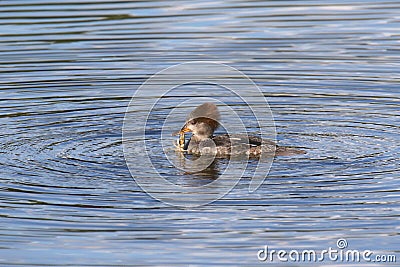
top-left (173, 103), bottom-right (305, 157)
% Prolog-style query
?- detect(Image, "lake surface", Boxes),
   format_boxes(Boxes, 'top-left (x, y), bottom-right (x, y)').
top-left (0, 0), bottom-right (399, 266)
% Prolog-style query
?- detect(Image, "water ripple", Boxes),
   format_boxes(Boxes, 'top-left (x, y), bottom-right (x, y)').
top-left (0, 0), bottom-right (399, 265)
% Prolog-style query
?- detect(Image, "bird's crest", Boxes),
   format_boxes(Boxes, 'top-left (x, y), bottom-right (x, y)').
top-left (187, 103), bottom-right (220, 132)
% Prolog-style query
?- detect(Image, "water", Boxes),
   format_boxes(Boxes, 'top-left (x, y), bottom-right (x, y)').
top-left (1, 0), bottom-right (399, 265)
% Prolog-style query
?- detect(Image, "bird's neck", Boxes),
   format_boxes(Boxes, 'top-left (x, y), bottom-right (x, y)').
top-left (191, 134), bottom-right (212, 142)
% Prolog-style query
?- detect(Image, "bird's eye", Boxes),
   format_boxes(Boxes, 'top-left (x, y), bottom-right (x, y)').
top-left (189, 120), bottom-right (195, 125)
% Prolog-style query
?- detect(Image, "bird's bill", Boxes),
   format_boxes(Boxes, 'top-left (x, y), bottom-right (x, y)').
top-left (172, 124), bottom-right (191, 136)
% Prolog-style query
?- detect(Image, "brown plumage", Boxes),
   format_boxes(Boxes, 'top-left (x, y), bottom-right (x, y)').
top-left (174, 103), bottom-right (305, 157)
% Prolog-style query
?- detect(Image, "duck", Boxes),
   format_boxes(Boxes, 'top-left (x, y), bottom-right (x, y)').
top-left (173, 103), bottom-right (305, 157)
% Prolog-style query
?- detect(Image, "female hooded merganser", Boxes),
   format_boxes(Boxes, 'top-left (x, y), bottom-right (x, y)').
top-left (173, 103), bottom-right (305, 157)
